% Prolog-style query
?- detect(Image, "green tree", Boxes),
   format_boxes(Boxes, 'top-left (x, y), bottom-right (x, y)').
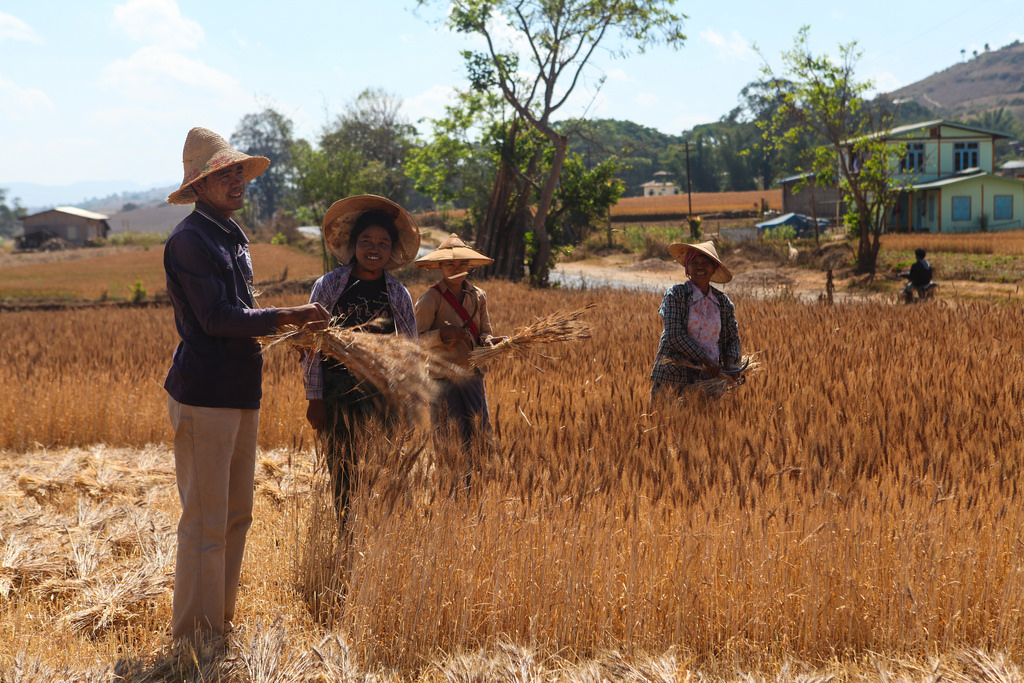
top-left (760, 27), bottom-right (908, 274)
top-left (546, 154), bottom-right (624, 245)
top-left (431, 0), bottom-right (687, 285)
top-left (405, 89), bottom-right (506, 223)
top-left (0, 188), bottom-right (26, 240)
top-left (231, 107), bottom-right (296, 223)
top-left (326, 88), bottom-right (417, 203)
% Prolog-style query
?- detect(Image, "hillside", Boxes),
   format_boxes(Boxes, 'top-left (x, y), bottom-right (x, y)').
top-left (888, 40), bottom-right (1024, 122)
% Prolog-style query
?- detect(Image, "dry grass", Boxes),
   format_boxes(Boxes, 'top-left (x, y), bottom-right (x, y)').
top-left (3, 276), bottom-right (1024, 679)
top-left (882, 230), bottom-right (1024, 255)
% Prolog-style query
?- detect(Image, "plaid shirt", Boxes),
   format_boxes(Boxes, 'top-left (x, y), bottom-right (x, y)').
top-left (301, 263), bottom-right (417, 399)
top-left (649, 281), bottom-right (741, 386)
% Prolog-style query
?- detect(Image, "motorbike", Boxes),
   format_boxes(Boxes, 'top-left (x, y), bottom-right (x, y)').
top-left (899, 278), bottom-right (938, 304)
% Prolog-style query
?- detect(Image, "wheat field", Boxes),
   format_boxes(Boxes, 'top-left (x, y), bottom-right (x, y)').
top-left (2, 279), bottom-right (1024, 681)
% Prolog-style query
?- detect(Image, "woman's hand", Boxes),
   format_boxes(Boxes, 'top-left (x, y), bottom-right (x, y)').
top-left (306, 399), bottom-right (327, 431)
top-left (702, 355), bottom-right (721, 378)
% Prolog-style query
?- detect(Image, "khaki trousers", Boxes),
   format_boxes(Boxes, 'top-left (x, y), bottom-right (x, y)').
top-left (168, 396), bottom-right (258, 643)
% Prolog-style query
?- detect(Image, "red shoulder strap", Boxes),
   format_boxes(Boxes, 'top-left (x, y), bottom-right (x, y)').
top-left (433, 283), bottom-right (480, 342)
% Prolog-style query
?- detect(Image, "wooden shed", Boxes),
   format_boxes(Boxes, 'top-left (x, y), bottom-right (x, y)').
top-left (779, 173), bottom-right (845, 224)
top-left (20, 206), bottom-right (110, 248)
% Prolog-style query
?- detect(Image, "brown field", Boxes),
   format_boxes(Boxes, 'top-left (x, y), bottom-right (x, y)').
top-left (3, 251), bottom-right (1024, 680)
top-left (611, 190), bottom-right (782, 218)
top-left (882, 230), bottom-right (1024, 255)
top-left (0, 244), bottom-right (323, 302)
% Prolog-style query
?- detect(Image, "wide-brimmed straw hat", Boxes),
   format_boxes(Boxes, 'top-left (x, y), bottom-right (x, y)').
top-left (167, 127), bottom-right (270, 205)
top-left (668, 240), bottom-right (732, 283)
top-left (321, 195), bottom-right (421, 270)
top-left (414, 233), bottom-right (494, 270)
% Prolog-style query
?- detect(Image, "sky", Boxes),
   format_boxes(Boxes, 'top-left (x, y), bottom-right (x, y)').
top-left (1, 0), bottom-right (1022, 197)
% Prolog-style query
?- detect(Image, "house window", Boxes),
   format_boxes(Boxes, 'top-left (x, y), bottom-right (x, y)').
top-left (901, 143), bottom-right (925, 172)
top-left (953, 142), bottom-right (979, 171)
top-left (66, 225), bottom-right (78, 241)
top-left (994, 195), bottom-right (1013, 220)
top-left (951, 196), bottom-right (971, 221)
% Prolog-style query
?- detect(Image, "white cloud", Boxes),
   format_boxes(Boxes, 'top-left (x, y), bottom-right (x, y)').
top-left (101, 46), bottom-right (244, 100)
top-left (633, 92), bottom-right (659, 108)
top-left (403, 84), bottom-right (457, 126)
top-left (0, 12), bottom-right (41, 43)
top-left (867, 71), bottom-right (903, 94)
top-left (0, 75), bottom-right (54, 120)
top-left (700, 29), bottom-right (755, 62)
top-left (113, 0), bottom-right (203, 49)
top-left (232, 29), bottom-right (248, 48)
top-left (606, 68), bottom-right (631, 83)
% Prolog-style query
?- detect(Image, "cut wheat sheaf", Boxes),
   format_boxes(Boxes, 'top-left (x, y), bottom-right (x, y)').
top-left (469, 303), bottom-right (596, 366)
top-left (259, 321), bottom-right (466, 426)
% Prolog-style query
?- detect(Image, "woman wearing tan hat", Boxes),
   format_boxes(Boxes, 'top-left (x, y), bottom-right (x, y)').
top-left (649, 240), bottom-right (742, 400)
top-left (301, 195), bottom-right (421, 521)
top-left (413, 234), bottom-right (503, 457)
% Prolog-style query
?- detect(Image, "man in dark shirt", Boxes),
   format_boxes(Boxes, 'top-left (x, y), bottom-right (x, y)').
top-left (164, 127), bottom-right (328, 645)
top-left (901, 248), bottom-right (934, 302)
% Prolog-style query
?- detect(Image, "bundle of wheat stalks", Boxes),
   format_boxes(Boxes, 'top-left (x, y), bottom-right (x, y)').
top-left (676, 353), bottom-right (762, 398)
top-left (470, 303), bottom-right (595, 366)
top-left (260, 322), bottom-right (465, 426)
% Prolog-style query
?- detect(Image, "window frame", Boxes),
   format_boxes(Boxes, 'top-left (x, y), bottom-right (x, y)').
top-left (993, 194), bottom-right (1013, 221)
top-left (951, 195), bottom-right (972, 221)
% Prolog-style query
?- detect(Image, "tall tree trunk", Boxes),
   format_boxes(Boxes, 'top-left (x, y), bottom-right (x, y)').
top-left (528, 133), bottom-right (568, 287)
top-left (476, 120), bottom-right (527, 280)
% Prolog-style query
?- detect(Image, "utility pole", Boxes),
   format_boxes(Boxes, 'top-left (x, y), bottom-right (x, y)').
top-left (685, 141), bottom-right (693, 218)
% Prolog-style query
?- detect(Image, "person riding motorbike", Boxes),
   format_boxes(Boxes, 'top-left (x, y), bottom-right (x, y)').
top-left (900, 248), bottom-right (936, 303)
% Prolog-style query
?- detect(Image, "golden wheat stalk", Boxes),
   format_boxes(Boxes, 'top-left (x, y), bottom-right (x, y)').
top-left (469, 303), bottom-right (595, 366)
top-left (260, 322), bottom-right (466, 426)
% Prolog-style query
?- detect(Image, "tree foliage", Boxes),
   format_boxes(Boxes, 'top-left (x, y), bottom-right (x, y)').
top-left (230, 108), bottom-right (296, 223)
top-left (760, 27), bottom-right (909, 274)
top-left (431, 0), bottom-right (687, 285)
top-left (0, 188), bottom-right (26, 240)
top-left (326, 88), bottom-right (418, 204)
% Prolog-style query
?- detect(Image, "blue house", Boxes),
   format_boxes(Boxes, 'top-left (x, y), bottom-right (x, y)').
top-left (884, 120), bottom-right (1024, 233)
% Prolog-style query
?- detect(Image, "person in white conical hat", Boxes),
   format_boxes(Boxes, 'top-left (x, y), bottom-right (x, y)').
top-left (163, 126), bottom-right (330, 646)
top-left (649, 240), bottom-right (742, 402)
top-left (413, 233), bottom-right (504, 477)
top-left (301, 194), bottom-right (421, 524)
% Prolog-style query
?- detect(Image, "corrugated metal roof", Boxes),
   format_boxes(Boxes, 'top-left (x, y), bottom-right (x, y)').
top-left (50, 206), bottom-right (110, 220)
top-left (910, 169), bottom-right (988, 190)
top-left (885, 119), bottom-right (1011, 140)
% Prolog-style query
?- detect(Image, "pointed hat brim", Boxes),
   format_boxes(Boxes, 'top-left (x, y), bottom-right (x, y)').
top-left (668, 240), bottom-right (732, 283)
top-left (414, 233), bottom-right (494, 269)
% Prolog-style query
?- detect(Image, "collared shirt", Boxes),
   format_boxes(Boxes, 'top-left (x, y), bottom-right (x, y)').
top-left (414, 279), bottom-right (494, 371)
top-left (649, 281), bottom-right (741, 386)
top-left (301, 262), bottom-right (417, 400)
top-left (163, 201), bottom-right (279, 409)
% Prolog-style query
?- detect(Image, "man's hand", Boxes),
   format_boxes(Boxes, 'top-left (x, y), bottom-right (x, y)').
top-left (276, 302), bottom-right (330, 329)
top-left (306, 399), bottom-right (327, 431)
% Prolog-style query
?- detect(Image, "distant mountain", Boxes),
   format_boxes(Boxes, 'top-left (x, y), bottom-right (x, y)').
top-left (887, 40), bottom-right (1024, 123)
top-left (5, 180), bottom-right (177, 214)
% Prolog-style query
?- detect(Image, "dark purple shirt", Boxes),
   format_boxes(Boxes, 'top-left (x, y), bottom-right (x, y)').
top-left (163, 202), bottom-right (279, 409)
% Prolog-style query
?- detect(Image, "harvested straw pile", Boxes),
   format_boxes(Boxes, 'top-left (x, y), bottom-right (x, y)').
top-left (469, 304), bottom-right (595, 366)
top-left (260, 322), bottom-right (465, 426)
